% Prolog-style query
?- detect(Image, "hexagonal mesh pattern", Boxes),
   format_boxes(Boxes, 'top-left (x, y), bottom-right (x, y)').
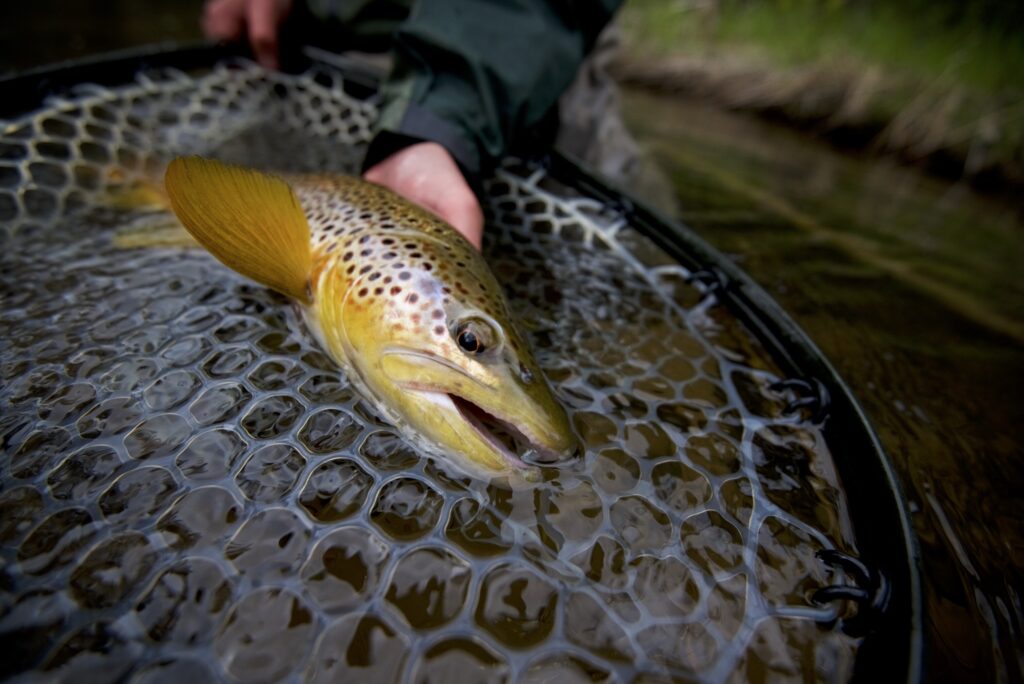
top-left (1, 58), bottom-right (860, 682)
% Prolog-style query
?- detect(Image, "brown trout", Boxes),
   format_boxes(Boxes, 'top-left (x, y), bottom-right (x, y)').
top-left (164, 156), bottom-right (576, 480)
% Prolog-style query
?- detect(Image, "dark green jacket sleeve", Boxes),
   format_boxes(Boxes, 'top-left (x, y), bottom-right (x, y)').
top-left (362, 0), bottom-right (623, 176)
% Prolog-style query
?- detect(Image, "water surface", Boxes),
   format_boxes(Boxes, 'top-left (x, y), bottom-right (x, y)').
top-left (622, 88), bottom-right (1024, 682)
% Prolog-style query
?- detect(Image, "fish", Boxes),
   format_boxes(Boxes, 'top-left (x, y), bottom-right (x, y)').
top-left (163, 156), bottom-right (577, 481)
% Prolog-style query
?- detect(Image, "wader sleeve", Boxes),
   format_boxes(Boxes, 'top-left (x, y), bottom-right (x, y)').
top-left (361, 0), bottom-right (622, 178)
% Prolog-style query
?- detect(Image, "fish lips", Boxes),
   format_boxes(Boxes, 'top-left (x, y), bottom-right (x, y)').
top-left (379, 348), bottom-right (578, 470)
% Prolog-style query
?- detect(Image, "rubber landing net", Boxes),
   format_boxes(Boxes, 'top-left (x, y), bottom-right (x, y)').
top-left (0, 56), bottom-right (863, 682)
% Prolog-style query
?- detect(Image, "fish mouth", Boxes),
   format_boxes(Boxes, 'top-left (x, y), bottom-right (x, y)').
top-left (400, 384), bottom-right (568, 470)
top-left (380, 347), bottom-right (575, 472)
top-left (446, 393), bottom-right (566, 467)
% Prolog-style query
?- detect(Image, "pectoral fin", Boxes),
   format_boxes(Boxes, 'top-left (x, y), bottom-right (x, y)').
top-left (164, 156), bottom-right (312, 304)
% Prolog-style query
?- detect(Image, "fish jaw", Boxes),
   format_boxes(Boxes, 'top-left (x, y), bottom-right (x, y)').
top-left (376, 347), bottom-right (578, 476)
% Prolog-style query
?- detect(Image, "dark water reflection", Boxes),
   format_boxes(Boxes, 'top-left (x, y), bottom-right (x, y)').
top-left (0, 0), bottom-right (204, 76)
top-left (622, 89), bottom-right (1023, 682)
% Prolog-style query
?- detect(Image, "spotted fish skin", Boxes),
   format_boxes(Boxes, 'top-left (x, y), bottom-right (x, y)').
top-left (296, 174), bottom-right (528, 357)
top-left (165, 157), bottom-right (576, 479)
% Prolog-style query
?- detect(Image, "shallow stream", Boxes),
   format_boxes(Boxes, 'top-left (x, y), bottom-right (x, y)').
top-left (622, 89), bottom-right (1023, 682)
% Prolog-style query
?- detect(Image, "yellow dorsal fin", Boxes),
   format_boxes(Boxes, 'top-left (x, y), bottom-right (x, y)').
top-left (165, 156), bottom-right (312, 304)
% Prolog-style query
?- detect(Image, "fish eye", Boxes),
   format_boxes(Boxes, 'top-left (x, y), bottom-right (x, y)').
top-left (458, 329), bottom-right (481, 353)
top-left (454, 319), bottom-right (495, 355)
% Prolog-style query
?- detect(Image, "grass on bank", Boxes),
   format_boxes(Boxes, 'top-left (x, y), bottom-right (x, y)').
top-left (621, 0), bottom-right (1024, 95)
top-left (618, 0), bottom-right (1024, 183)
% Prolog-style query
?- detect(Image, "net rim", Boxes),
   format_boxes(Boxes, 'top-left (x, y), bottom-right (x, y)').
top-left (0, 41), bottom-right (923, 684)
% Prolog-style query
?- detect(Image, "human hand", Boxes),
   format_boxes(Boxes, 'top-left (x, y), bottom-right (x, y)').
top-left (364, 142), bottom-right (484, 251)
top-left (202, 0), bottom-right (294, 70)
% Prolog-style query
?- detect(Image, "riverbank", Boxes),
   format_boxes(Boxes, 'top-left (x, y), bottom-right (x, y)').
top-left (615, 0), bottom-right (1024, 196)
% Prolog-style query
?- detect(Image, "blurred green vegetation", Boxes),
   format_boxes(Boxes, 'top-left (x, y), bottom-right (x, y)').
top-left (618, 0), bottom-right (1024, 187)
top-left (621, 0), bottom-right (1024, 93)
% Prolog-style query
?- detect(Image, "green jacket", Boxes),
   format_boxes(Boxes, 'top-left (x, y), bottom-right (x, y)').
top-left (293, 0), bottom-right (622, 177)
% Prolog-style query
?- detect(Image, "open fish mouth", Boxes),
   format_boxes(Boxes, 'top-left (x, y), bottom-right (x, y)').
top-left (379, 347), bottom-right (574, 471)
top-left (446, 393), bottom-right (565, 467)
top-left (401, 385), bottom-right (566, 470)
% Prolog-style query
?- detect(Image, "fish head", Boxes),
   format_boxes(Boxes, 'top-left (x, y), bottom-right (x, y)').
top-left (323, 235), bottom-right (578, 479)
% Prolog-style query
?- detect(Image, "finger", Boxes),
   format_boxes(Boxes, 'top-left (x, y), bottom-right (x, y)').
top-left (247, 0), bottom-right (282, 69)
top-left (362, 163), bottom-right (388, 187)
top-left (203, 0), bottom-right (246, 40)
top-left (440, 194), bottom-right (484, 250)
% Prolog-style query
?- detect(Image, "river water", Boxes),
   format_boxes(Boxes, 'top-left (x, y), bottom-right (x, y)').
top-left (621, 89), bottom-right (1023, 683)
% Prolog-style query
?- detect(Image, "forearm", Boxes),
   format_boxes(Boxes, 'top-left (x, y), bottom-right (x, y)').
top-left (369, 0), bottom-right (623, 176)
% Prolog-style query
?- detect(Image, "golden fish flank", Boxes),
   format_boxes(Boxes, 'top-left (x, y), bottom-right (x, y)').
top-left (165, 156), bottom-right (577, 478)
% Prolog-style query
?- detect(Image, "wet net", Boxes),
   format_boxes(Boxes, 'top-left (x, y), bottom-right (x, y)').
top-left (1, 57), bottom-right (861, 682)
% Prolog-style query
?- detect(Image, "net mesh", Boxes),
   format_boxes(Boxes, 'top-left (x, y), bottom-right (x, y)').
top-left (1, 57), bottom-right (860, 682)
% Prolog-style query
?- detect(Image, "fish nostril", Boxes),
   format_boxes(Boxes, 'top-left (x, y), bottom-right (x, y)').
top-left (520, 363), bottom-right (533, 384)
